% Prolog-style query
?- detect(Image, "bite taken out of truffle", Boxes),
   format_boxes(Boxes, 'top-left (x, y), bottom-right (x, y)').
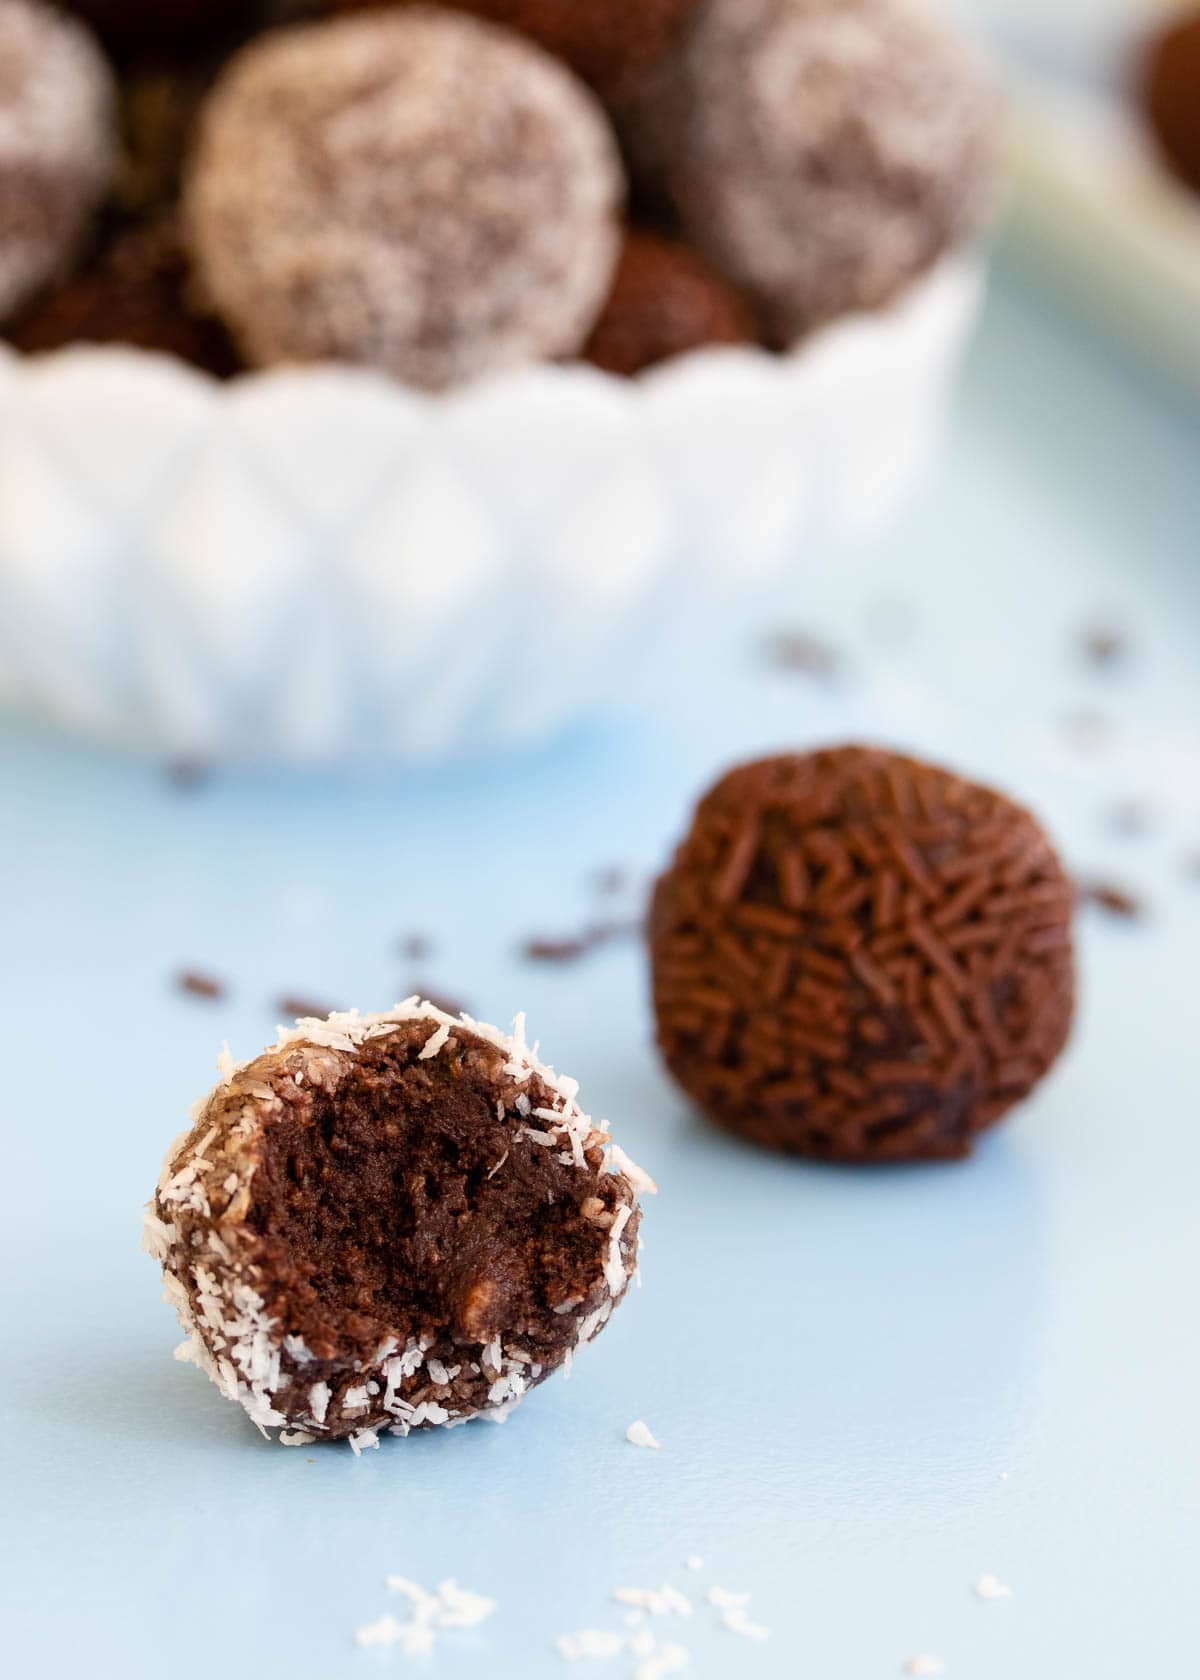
top-left (144, 1002), bottom-right (653, 1446)
top-left (619, 0), bottom-right (996, 345)
top-left (185, 7), bottom-right (625, 391)
top-left (583, 228), bottom-right (758, 377)
top-left (1142, 10), bottom-right (1200, 195)
top-left (0, 0), bottom-right (117, 325)
top-left (650, 747), bottom-right (1075, 1163)
top-left (333, 0), bottom-right (699, 100)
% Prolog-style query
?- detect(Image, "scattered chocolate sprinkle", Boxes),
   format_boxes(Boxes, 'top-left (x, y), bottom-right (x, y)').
top-left (1079, 625), bottom-right (1129, 670)
top-left (524, 937), bottom-right (592, 965)
top-left (397, 934), bottom-right (432, 962)
top-left (650, 746), bottom-right (1076, 1162)
top-left (164, 757), bottom-right (212, 791)
top-left (523, 919), bottom-right (643, 965)
top-left (276, 996), bottom-right (340, 1021)
top-left (763, 629), bottom-right (843, 682)
top-left (1077, 881), bottom-right (1145, 921)
top-left (592, 866), bottom-right (630, 897)
top-left (177, 970), bottom-right (227, 1001)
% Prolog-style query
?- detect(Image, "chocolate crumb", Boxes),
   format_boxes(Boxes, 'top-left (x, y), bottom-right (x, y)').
top-left (1080, 625), bottom-right (1128, 670)
top-left (398, 934), bottom-right (432, 962)
top-left (763, 629), bottom-right (843, 681)
top-left (1077, 881), bottom-right (1145, 920)
top-left (177, 971), bottom-right (227, 1001)
top-left (164, 757), bottom-right (212, 791)
top-left (276, 996), bottom-right (340, 1021)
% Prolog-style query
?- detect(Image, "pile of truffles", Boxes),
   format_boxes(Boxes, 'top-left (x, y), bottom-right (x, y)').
top-left (1, 0), bottom-right (995, 388)
top-left (650, 747), bottom-right (1076, 1162)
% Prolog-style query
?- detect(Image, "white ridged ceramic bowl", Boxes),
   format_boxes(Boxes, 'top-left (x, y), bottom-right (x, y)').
top-left (0, 254), bottom-right (982, 762)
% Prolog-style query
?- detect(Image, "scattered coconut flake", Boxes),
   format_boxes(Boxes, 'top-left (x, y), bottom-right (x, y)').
top-left (903, 1657), bottom-right (945, 1677)
top-left (722, 1607), bottom-right (769, 1641)
top-left (974, 1574), bottom-right (1013, 1601)
top-left (608, 1143), bottom-right (658, 1195)
top-left (348, 1427), bottom-right (380, 1455)
top-left (634, 1642), bottom-right (690, 1680)
top-left (435, 1580), bottom-right (497, 1629)
top-left (418, 1021), bottom-right (452, 1061)
top-left (613, 1586), bottom-right (691, 1618)
top-left (279, 1429), bottom-right (316, 1447)
top-left (216, 1042), bottom-right (235, 1082)
top-left (626, 1419), bottom-right (660, 1451)
top-left (684, 1557), bottom-right (703, 1573)
top-left (556, 1629), bottom-right (627, 1661)
top-left (705, 1586), bottom-right (750, 1610)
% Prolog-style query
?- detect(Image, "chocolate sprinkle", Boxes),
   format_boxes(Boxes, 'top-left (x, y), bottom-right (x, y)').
top-left (1077, 881), bottom-right (1145, 921)
top-left (276, 996), bottom-right (340, 1022)
top-left (177, 970), bottom-right (227, 1001)
top-left (1080, 625), bottom-right (1129, 670)
top-left (763, 629), bottom-right (844, 682)
top-left (649, 747), bottom-right (1076, 1162)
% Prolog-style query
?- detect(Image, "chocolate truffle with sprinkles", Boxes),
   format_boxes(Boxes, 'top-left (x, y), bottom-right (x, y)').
top-left (650, 748), bottom-right (1075, 1162)
top-left (144, 1001), bottom-right (653, 1446)
top-left (584, 228), bottom-right (757, 377)
top-left (337, 0), bottom-right (699, 100)
top-left (620, 0), bottom-right (995, 343)
top-left (0, 0), bottom-right (116, 325)
top-left (185, 7), bottom-right (625, 390)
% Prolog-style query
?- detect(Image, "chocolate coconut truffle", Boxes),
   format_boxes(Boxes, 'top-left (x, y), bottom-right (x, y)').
top-left (185, 8), bottom-right (625, 390)
top-left (336, 0), bottom-right (699, 100)
top-left (620, 0), bottom-right (995, 343)
top-left (145, 1002), bottom-right (652, 1445)
top-left (650, 748), bottom-right (1075, 1162)
top-left (1143, 11), bottom-right (1200, 195)
top-left (6, 215), bottom-right (242, 376)
top-left (584, 229), bottom-right (757, 377)
top-left (0, 0), bottom-right (117, 326)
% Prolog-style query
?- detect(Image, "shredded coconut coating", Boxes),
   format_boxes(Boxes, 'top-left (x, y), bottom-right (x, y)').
top-left (185, 6), bottom-right (624, 390)
top-left (0, 0), bottom-right (117, 323)
top-left (619, 0), bottom-right (995, 343)
top-left (145, 999), bottom-right (650, 1445)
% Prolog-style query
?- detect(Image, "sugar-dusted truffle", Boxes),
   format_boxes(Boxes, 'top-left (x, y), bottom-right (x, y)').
top-left (335, 0), bottom-right (698, 99)
top-left (145, 1002), bottom-right (652, 1445)
top-left (583, 228), bottom-right (757, 377)
top-left (7, 215), bottom-right (242, 376)
top-left (1143, 11), bottom-right (1200, 195)
top-left (620, 0), bottom-right (995, 344)
top-left (0, 0), bottom-right (116, 325)
top-left (650, 748), bottom-right (1075, 1162)
top-left (185, 7), bottom-right (625, 390)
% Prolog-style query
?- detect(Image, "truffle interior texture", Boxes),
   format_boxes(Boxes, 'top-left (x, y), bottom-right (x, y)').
top-left (248, 1030), bottom-right (617, 1365)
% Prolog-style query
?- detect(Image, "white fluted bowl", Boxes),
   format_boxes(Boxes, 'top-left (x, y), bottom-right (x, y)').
top-left (0, 254), bottom-right (982, 762)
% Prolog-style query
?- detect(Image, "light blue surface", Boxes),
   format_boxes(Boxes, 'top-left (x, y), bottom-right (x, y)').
top-left (2, 268), bottom-right (1198, 1679)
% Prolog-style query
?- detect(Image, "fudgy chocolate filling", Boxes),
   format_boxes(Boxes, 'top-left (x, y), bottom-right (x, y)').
top-left (246, 1027), bottom-right (622, 1368)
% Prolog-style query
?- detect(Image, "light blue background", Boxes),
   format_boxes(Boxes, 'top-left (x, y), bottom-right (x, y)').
top-left (1, 265), bottom-right (1198, 1677)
